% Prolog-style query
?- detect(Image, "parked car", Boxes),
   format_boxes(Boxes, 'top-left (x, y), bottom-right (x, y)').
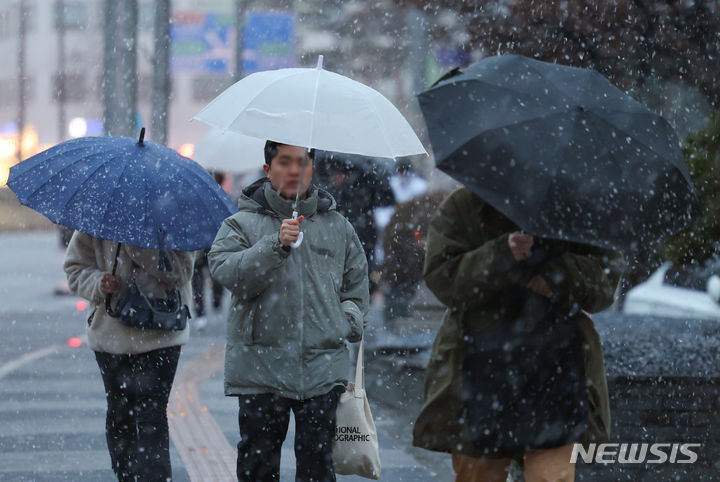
top-left (623, 262), bottom-right (720, 319)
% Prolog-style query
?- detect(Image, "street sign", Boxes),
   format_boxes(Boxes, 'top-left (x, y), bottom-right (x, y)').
top-left (242, 11), bottom-right (296, 74)
top-left (171, 11), bottom-right (233, 73)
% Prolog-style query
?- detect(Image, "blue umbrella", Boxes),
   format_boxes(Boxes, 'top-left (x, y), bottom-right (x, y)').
top-left (8, 129), bottom-right (236, 252)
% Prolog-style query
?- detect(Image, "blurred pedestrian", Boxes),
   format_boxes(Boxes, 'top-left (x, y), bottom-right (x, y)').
top-left (388, 158), bottom-right (428, 204)
top-left (64, 232), bottom-right (194, 482)
top-left (53, 225), bottom-right (75, 296)
top-left (314, 152), bottom-right (394, 295)
top-left (191, 250), bottom-right (224, 329)
top-left (208, 141), bottom-right (369, 481)
top-left (191, 170), bottom-right (227, 329)
top-left (381, 190), bottom-right (446, 327)
top-left (373, 159), bottom-right (427, 280)
top-left (412, 187), bottom-right (625, 482)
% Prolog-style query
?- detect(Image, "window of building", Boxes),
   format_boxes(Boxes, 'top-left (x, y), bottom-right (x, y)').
top-left (0, 77), bottom-right (33, 107)
top-left (0, 6), bottom-right (17, 39)
top-left (53, 72), bottom-right (87, 102)
top-left (0, 79), bottom-right (16, 107)
top-left (54, 1), bottom-right (88, 30)
top-left (0, 2), bottom-right (35, 38)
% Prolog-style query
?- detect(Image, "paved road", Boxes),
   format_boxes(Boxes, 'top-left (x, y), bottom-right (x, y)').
top-left (0, 231), bottom-right (452, 481)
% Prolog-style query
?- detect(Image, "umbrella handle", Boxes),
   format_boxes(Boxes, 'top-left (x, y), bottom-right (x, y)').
top-left (290, 210), bottom-right (303, 249)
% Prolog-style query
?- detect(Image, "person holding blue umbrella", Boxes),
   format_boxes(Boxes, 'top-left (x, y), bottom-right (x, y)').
top-left (8, 128), bottom-right (237, 481)
top-left (64, 231), bottom-right (194, 482)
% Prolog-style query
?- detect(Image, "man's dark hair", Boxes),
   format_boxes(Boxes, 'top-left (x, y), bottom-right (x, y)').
top-left (264, 140), bottom-right (315, 166)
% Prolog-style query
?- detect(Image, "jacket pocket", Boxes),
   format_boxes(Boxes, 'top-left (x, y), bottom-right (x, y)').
top-left (232, 301), bottom-right (257, 344)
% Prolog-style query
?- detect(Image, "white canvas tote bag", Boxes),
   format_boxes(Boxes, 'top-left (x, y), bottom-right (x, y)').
top-left (332, 338), bottom-right (381, 479)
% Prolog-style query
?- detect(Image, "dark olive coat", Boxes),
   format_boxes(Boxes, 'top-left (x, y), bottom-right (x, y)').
top-left (412, 187), bottom-right (626, 458)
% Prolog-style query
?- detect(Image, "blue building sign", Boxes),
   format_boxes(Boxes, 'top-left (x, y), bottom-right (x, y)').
top-left (242, 11), bottom-right (296, 74)
top-left (171, 11), bottom-right (233, 73)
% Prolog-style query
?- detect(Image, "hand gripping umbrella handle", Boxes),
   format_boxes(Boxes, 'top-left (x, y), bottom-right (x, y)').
top-left (290, 210), bottom-right (303, 249)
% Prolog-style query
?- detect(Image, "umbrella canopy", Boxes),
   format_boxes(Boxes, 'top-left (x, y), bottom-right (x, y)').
top-left (314, 150), bottom-right (395, 181)
top-left (313, 151), bottom-right (395, 213)
top-left (194, 128), bottom-right (265, 173)
top-left (419, 54), bottom-right (699, 252)
top-left (8, 130), bottom-right (237, 251)
top-left (194, 56), bottom-right (427, 159)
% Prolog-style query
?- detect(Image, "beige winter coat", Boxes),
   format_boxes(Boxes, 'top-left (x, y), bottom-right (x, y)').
top-left (64, 231), bottom-right (195, 355)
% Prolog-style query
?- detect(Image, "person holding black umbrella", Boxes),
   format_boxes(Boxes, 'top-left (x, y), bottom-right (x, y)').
top-left (406, 55), bottom-right (701, 481)
top-left (412, 188), bottom-right (625, 481)
top-left (312, 151), bottom-right (395, 295)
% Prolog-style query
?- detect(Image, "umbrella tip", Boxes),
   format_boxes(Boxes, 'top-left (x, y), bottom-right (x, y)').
top-left (138, 127), bottom-right (146, 146)
top-left (316, 55), bottom-right (324, 70)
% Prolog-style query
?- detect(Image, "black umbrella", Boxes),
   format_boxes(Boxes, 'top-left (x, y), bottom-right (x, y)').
top-left (313, 150), bottom-right (395, 213)
top-left (314, 150), bottom-right (395, 181)
top-left (419, 54), bottom-right (699, 252)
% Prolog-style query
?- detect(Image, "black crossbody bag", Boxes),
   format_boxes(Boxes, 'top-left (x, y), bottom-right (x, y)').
top-left (105, 243), bottom-right (190, 331)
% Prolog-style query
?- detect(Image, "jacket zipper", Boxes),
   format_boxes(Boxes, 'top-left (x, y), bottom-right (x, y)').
top-left (298, 242), bottom-right (305, 399)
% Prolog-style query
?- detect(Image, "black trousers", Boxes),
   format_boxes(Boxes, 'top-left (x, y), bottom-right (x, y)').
top-left (192, 250), bottom-right (224, 317)
top-left (236, 389), bottom-right (342, 482)
top-left (95, 345), bottom-right (181, 482)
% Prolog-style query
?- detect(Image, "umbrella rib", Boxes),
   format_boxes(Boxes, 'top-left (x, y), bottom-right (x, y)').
top-left (13, 143), bottom-right (100, 200)
top-left (143, 164), bottom-right (152, 246)
top-left (155, 162), bottom-right (233, 251)
top-left (94, 157), bottom-right (140, 241)
top-left (522, 61), bottom-right (592, 106)
top-left (584, 112), bottom-right (693, 192)
top-left (183, 171), bottom-right (230, 250)
top-left (587, 110), bottom-right (679, 164)
top-left (438, 111), bottom-right (575, 233)
top-left (434, 76), bottom-right (571, 120)
top-left (430, 78), bottom-right (579, 143)
top-left (521, 62), bottom-right (677, 164)
top-left (439, 110), bottom-right (571, 165)
top-left (307, 69), bottom-right (321, 148)
top-left (51, 152), bottom-right (119, 221)
top-left (186, 162), bottom-right (235, 209)
top-left (434, 77), bottom-right (522, 99)
top-left (533, 110), bottom-right (584, 224)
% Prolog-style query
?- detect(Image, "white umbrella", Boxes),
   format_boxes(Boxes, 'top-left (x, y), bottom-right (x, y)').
top-left (193, 56), bottom-right (427, 159)
top-left (194, 128), bottom-right (265, 173)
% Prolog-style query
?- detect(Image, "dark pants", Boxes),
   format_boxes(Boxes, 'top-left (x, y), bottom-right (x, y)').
top-left (383, 280), bottom-right (419, 324)
top-left (192, 250), bottom-right (224, 317)
top-left (95, 346), bottom-right (181, 482)
top-left (236, 389), bottom-right (341, 482)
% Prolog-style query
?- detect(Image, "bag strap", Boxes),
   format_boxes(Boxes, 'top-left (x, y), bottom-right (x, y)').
top-left (355, 337), bottom-right (365, 390)
top-left (105, 242), bottom-right (122, 316)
